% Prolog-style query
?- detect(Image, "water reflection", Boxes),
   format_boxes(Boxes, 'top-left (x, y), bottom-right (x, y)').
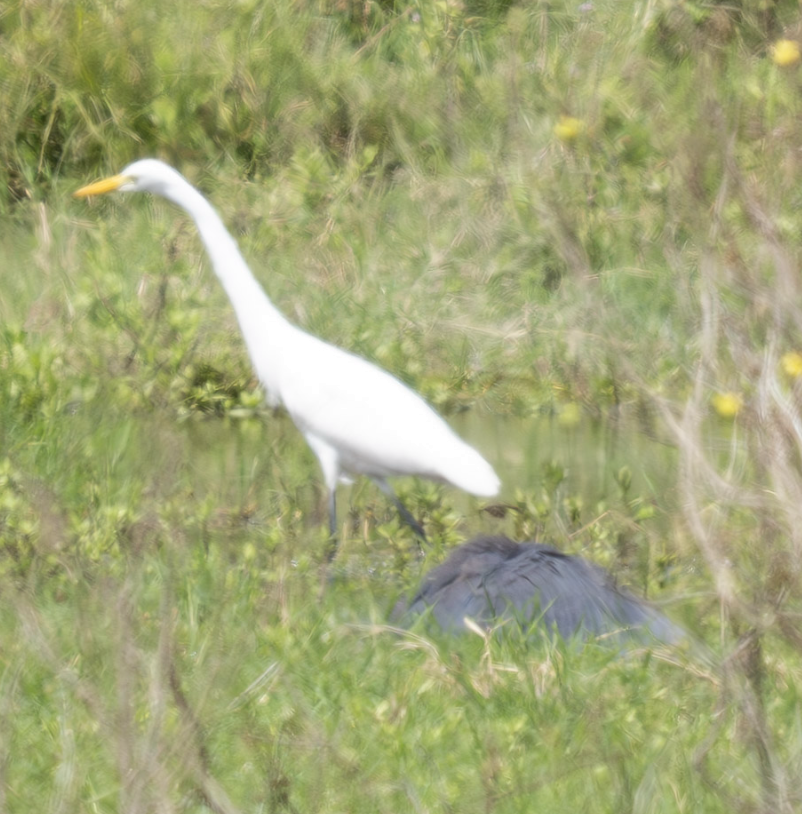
top-left (456, 409), bottom-right (679, 517)
top-left (58, 404), bottom-right (682, 537)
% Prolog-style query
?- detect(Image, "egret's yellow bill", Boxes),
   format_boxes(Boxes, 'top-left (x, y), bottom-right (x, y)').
top-left (73, 174), bottom-right (128, 198)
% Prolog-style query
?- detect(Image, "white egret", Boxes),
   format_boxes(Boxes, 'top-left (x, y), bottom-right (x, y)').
top-left (74, 160), bottom-right (500, 547)
top-left (396, 535), bottom-right (685, 645)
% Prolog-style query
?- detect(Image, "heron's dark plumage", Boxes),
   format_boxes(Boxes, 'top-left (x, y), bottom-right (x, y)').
top-left (397, 535), bottom-right (683, 645)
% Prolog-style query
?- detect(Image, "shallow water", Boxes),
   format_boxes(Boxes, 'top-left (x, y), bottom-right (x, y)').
top-left (156, 404), bottom-right (684, 553)
top-left (46, 399), bottom-right (682, 538)
top-left (459, 409), bottom-right (678, 512)
top-left (37, 394), bottom-right (677, 568)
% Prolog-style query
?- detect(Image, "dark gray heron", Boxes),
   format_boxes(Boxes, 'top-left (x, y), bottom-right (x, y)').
top-left (396, 535), bottom-right (684, 645)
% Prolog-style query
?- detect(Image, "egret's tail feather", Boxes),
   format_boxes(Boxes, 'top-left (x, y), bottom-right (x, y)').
top-left (441, 447), bottom-right (500, 497)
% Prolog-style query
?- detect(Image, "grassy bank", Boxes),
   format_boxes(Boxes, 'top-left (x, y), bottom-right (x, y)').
top-left (3, 0), bottom-right (802, 811)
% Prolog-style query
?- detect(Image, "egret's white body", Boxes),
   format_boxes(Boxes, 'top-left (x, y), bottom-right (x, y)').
top-left (74, 160), bottom-right (500, 540)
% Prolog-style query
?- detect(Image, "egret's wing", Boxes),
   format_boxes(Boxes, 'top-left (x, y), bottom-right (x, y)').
top-left (273, 331), bottom-right (498, 493)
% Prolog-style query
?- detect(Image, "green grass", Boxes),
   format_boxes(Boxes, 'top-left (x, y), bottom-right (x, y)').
top-left (3, 0), bottom-right (802, 811)
top-left (0, 564), bottom-right (725, 813)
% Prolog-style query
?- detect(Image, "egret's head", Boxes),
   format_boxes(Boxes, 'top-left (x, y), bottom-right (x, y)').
top-left (74, 159), bottom-right (186, 199)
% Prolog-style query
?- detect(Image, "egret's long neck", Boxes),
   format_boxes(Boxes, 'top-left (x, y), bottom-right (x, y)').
top-left (168, 182), bottom-right (286, 324)
top-left (164, 179), bottom-right (291, 401)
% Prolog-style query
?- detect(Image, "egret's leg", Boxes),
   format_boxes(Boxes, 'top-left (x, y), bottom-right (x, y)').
top-left (304, 433), bottom-right (341, 559)
top-left (372, 477), bottom-right (428, 544)
top-left (325, 487), bottom-right (340, 562)
top-left (328, 488), bottom-right (337, 538)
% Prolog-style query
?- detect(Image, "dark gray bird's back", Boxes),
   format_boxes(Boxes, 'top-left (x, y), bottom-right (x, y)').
top-left (398, 535), bottom-right (683, 645)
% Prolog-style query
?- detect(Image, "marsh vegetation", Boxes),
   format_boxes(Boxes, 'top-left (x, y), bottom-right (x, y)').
top-left (3, 0), bottom-right (802, 811)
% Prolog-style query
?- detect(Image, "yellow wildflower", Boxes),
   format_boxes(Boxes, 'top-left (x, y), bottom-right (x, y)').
top-left (772, 39), bottom-right (801, 67)
top-left (781, 351), bottom-right (802, 378)
top-left (554, 116), bottom-right (584, 143)
top-left (712, 392), bottom-right (742, 419)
